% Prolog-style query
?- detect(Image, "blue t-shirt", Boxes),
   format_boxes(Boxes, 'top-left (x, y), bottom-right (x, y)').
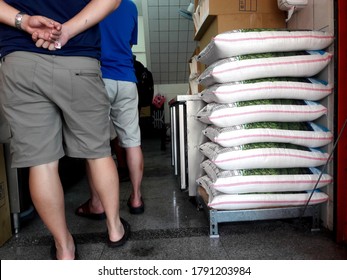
top-left (99, 0), bottom-right (138, 83)
top-left (0, 0), bottom-right (101, 59)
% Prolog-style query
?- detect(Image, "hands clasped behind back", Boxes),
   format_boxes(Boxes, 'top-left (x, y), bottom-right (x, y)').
top-left (27, 15), bottom-right (64, 50)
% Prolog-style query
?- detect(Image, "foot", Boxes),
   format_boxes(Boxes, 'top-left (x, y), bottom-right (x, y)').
top-left (51, 235), bottom-right (78, 260)
top-left (127, 196), bottom-right (144, 214)
top-left (75, 199), bottom-right (106, 220)
top-left (107, 218), bottom-right (130, 247)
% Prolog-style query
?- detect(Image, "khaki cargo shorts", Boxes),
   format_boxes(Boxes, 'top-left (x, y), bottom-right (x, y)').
top-left (0, 51), bottom-right (111, 168)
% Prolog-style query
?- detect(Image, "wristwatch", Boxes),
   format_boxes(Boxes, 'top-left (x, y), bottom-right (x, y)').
top-left (15, 12), bottom-right (26, 30)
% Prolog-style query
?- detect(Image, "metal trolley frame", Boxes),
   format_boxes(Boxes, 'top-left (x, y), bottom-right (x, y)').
top-left (196, 187), bottom-right (321, 238)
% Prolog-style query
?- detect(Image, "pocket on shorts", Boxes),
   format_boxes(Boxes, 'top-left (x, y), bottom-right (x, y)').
top-left (71, 70), bottom-right (108, 112)
top-left (0, 56), bottom-right (37, 104)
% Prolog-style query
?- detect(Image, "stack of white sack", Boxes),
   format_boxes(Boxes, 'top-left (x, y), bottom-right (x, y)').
top-left (195, 29), bottom-right (334, 210)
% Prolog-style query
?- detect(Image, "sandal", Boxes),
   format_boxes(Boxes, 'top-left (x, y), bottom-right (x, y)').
top-left (75, 199), bottom-right (106, 220)
top-left (127, 196), bottom-right (145, 215)
top-left (107, 218), bottom-right (130, 247)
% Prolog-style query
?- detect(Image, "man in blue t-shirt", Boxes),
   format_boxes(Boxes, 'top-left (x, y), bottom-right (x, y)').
top-left (0, 0), bottom-right (129, 260)
top-left (75, 0), bottom-right (145, 218)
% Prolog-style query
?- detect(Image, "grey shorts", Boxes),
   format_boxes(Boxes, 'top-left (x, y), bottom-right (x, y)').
top-left (104, 79), bottom-right (141, 148)
top-left (0, 51), bottom-right (111, 168)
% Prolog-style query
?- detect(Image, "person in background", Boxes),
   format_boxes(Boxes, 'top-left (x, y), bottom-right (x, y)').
top-left (0, 0), bottom-right (129, 260)
top-left (112, 137), bottom-right (130, 182)
top-left (75, 0), bottom-right (145, 218)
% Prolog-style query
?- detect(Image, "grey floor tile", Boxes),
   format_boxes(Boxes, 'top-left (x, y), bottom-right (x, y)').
top-left (218, 220), bottom-right (347, 260)
top-left (100, 236), bottom-right (228, 260)
top-left (0, 244), bottom-right (51, 260)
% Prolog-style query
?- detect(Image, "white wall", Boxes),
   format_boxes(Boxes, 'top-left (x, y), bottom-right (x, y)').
top-left (132, 16), bottom-right (147, 67)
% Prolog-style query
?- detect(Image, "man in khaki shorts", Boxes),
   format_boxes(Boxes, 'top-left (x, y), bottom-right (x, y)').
top-left (0, 0), bottom-right (129, 260)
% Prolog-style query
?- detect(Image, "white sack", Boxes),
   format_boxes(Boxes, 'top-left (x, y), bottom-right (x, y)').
top-left (200, 182), bottom-right (329, 210)
top-left (198, 78), bottom-right (333, 104)
top-left (198, 51), bottom-right (333, 87)
top-left (202, 122), bottom-right (333, 148)
top-left (197, 29), bottom-right (334, 65)
top-left (198, 160), bottom-right (332, 194)
top-left (196, 100), bottom-right (327, 127)
top-left (199, 142), bottom-right (329, 170)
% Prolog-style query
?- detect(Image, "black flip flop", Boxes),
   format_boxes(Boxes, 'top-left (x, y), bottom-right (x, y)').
top-left (75, 199), bottom-right (106, 220)
top-left (127, 196), bottom-right (145, 215)
top-left (107, 218), bottom-right (131, 247)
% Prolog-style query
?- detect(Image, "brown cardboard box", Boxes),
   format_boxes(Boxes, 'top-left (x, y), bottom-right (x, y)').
top-left (199, 13), bottom-right (286, 50)
top-left (206, 0), bottom-right (283, 15)
top-left (0, 144), bottom-right (12, 246)
top-left (194, 0), bottom-right (286, 40)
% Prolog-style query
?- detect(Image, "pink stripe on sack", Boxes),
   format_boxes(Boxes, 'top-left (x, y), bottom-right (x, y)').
top-left (214, 179), bottom-right (332, 188)
top-left (213, 34), bottom-right (334, 43)
top-left (213, 153), bottom-right (328, 164)
top-left (209, 198), bottom-right (328, 206)
top-left (213, 54), bottom-right (333, 75)
top-left (213, 85), bottom-right (332, 95)
top-left (217, 133), bottom-right (333, 142)
top-left (209, 108), bottom-right (328, 120)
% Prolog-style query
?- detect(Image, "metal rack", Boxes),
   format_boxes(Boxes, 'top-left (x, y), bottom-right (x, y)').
top-left (196, 186), bottom-right (321, 238)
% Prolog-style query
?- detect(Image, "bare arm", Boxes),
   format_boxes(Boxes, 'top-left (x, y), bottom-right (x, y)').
top-left (0, 0), bottom-right (22, 27)
top-left (62, 0), bottom-right (121, 40)
top-left (33, 0), bottom-right (121, 50)
top-left (0, 0), bottom-right (61, 41)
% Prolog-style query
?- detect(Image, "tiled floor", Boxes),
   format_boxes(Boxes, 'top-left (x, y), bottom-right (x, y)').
top-left (0, 137), bottom-right (347, 260)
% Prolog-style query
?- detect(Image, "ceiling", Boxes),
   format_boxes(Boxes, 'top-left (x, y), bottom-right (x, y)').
top-left (133, 0), bottom-right (198, 85)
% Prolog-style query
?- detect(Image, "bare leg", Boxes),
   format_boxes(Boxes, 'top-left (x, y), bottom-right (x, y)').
top-left (29, 161), bottom-right (75, 260)
top-left (84, 146), bottom-right (144, 210)
top-left (83, 162), bottom-right (105, 214)
top-left (125, 146), bottom-right (144, 207)
top-left (86, 156), bottom-right (124, 242)
top-left (112, 137), bottom-right (127, 169)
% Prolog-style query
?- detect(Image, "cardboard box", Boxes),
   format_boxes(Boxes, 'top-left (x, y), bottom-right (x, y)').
top-left (194, 0), bottom-right (286, 40)
top-left (0, 144), bottom-right (12, 246)
top-left (206, 0), bottom-right (283, 15)
top-left (198, 13), bottom-right (286, 50)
